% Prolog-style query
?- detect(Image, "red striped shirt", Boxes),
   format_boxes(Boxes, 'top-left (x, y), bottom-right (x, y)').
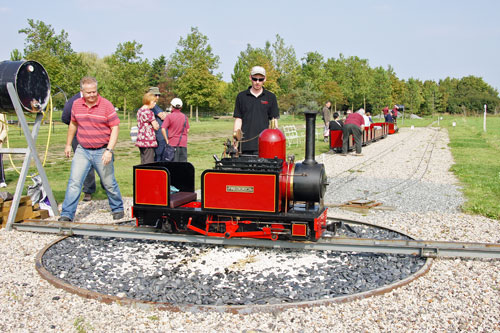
top-left (71, 95), bottom-right (120, 148)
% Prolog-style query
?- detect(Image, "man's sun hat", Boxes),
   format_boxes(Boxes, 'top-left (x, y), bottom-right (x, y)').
top-left (147, 87), bottom-right (160, 95)
top-left (250, 66), bottom-right (266, 76)
top-left (170, 97), bottom-right (183, 108)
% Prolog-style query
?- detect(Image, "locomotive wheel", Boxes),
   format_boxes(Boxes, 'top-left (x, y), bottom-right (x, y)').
top-left (161, 219), bottom-right (173, 233)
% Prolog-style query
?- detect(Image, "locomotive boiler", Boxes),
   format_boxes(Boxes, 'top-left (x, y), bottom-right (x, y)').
top-left (132, 111), bottom-right (329, 241)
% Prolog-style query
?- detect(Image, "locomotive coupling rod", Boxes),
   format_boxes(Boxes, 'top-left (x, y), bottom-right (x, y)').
top-left (12, 220), bottom-right (500, 259)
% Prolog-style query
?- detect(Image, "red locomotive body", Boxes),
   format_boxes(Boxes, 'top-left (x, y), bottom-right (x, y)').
top-left (132, 111), bottom-right (328, 241)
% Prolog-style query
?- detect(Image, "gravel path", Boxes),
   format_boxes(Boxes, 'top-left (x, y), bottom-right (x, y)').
top-left (1, 126), bottom-right (499, 332)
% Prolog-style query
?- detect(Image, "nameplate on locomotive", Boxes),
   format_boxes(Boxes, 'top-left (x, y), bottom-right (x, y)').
top-left (226, 185), bottom-right (254, 193)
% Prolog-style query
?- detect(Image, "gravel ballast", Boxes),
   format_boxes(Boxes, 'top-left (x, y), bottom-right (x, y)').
top-left (1, 126), bottom-right (499, 332)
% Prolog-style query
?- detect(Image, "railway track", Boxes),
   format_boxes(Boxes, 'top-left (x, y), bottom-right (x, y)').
top-left (327, 126), bottom-right (440, 199)
top-left (13, 217), bottom-right (500, 259)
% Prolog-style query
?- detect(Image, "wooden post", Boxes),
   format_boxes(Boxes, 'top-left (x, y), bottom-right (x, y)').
top-left (196, 106), bottom-right (199, 122)
top-left (483, 104), bottom-right (487, 132)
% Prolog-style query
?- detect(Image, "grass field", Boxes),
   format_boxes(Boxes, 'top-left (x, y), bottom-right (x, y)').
top-left (3, 111), bottom-right (499, 220)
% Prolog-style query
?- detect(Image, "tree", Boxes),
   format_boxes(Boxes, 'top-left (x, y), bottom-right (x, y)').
top-left (167, 27), bottom-right (222, 113)
top-left (319, 81), bottom-right (345, 112)
top-left (149, 55), bottom-right (167, 87)
top-left (405, 78), bottom-right (424, 115)
top-left (10, 49), bottom-right (23, 61)
top-left (271, 34), bottom-right (300, 95)
top-left (168, 27), bottom-right (220, 80)
top-left (18, 19), bottom-right (87, 106)
top-left (368, 66), bottom-right (392, 114)
top-left (300, 52), bottom-right (326, 91)
top-left (103, 41), bottom-right (151, 110)
top-left (421, 80), bottom-right (441, 116)
top-left (175, 65), bottom-right (221, 115)
top-left (285, 81), bottom-right (322, 115)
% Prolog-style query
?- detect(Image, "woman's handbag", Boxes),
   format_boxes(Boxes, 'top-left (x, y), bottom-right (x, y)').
top-left (163, 144), bottom-right (175, 162)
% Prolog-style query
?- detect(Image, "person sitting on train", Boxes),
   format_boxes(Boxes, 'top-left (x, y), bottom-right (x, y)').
top-left (358, 108), bottom-right (371, 127)
top-left (366, 111), bottom-right (374, 123)
top-left (329, 112), bottom-right (343, 131)
top-left (385, 110), bottom-right (394, 123)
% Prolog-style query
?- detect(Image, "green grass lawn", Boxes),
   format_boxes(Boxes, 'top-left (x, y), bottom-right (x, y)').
top-left (441, 115), bottom-right (500, 219)
top-left (4, 111), bottom-right (499, 220)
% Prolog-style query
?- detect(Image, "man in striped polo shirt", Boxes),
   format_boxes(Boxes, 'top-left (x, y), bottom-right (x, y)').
top-left (59, 76), bottom-right (124, 222)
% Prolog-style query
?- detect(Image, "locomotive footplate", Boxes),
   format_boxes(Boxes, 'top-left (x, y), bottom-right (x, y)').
top-left (132, 204), bottom-right (328, 242)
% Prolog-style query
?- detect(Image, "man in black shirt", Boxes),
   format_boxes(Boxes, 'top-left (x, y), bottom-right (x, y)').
top-left (233, 66), bottom-right (279, 155)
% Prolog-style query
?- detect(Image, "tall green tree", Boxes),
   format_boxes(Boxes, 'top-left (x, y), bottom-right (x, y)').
top-left (103, 41), bottom-right (151, 110)
top-left (369, 66), bottom-right (392, 113)
top-left (168, 27), bottom-right (220, 80)
top-left (405, 78), bottom-right (424, 114)
top-left (176, 65), bottom-right (221, 113)
top-left (149, 55), bottom-right (167, 87)
top-left (300, 51), bottom-right (326, 91)
top-left (18, 19), bottom-right (87, 105)
top-left (421, 80), bottom-right (441, 115)
top-left (319, 81), bottom-right (345, 112)
top-left (167, 27), bottom-right (221, 112)
top-left (10, 49), bottom-right (23, 61)
top-left (271, 34), bottom-right (300, 95)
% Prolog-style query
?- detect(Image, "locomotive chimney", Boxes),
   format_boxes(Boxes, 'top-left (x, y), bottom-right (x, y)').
top-left (303, 110), bottom-right (318, 165)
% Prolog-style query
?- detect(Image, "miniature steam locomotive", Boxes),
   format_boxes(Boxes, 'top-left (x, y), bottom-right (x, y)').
top-left (132, 111), bottom-right (330, 241)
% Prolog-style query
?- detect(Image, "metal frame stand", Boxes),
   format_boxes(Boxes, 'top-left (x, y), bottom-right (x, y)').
top-left (3, 82), bottom-right (59, 230)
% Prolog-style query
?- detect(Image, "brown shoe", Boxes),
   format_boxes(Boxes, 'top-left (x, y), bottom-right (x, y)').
top-left (83, 193), bottom-right (92, 202)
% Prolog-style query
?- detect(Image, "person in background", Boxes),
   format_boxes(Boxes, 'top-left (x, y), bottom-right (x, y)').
top-left (0, 113), bottom-right (7, 188)
top-left (383, 106), bottom-right (389, 117)
top-left (61, 91), bottom-right (97, 202)
top-left (358, 108), bottom-right (371, 127)
top-left (366, 111), bottom-right (374, 123)
top-left (342, 109), bottom-right (365, 156)
top-left (136, 92), bottom-right (159, 164)
top-left (343, 109), bottom-right (352, 121)
top-left (322, 101), bottom-right (332, 142)
top-left (161, 98), bottom-right (189, 162)
top-left (59, 76), bottom-right (124, 222)
top-left (233, 66), bottom-right (279, 155)
top-left (392, 105), bottom-right (399, 122)
top-left (385, 110), bottom-right (394, 123)
top-left (147, 87), bottom-right (168, 161)
top-left (329, 112), bottom-right (343, 131)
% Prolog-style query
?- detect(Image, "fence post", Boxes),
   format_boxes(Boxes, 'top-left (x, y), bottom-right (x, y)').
top-left (483, 104), bottom-right (487, 132)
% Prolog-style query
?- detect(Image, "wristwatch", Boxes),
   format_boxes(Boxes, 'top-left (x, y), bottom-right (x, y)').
top-left (105, 148), bottom-right (114, 153)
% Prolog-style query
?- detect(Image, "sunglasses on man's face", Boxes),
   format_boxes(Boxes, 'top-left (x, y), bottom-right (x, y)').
top-left (251, 77), bottom-right (265, 82)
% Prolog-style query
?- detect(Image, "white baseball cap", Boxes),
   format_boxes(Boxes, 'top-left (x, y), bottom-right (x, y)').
top-left (250, 66), bottom-right (266, 76)
top-left (170, 98), bottom-right (183, 108)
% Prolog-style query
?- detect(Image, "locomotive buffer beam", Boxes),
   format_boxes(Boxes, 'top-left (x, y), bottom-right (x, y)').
top-left (12, 220), bottom-right (500, 259)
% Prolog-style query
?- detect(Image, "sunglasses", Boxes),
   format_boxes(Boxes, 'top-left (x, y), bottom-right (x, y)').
top-left (155, 94), bottom-right (160, 97)
top-left (251, 77), bottom-right (265, 82)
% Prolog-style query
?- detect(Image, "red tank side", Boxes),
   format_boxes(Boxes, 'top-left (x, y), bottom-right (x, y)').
top-left (259, 128), bottom-right (286, 161)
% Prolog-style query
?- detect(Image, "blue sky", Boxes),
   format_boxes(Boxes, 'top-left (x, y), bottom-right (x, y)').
top-left (1, 0), bottom-right (499, 92)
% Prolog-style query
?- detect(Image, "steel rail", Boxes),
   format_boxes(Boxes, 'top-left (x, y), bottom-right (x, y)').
top-left (13, 219), bottom-right (500, 259)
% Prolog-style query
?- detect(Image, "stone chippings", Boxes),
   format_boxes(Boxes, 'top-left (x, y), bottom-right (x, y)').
top-left (41, 229), bottom-right (425, 306)
top-left (0, 126), bottom-right (499, 332)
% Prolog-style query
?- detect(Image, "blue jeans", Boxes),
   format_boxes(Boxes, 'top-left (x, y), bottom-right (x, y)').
top-left (61, 145), bottom-right (123, 220)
